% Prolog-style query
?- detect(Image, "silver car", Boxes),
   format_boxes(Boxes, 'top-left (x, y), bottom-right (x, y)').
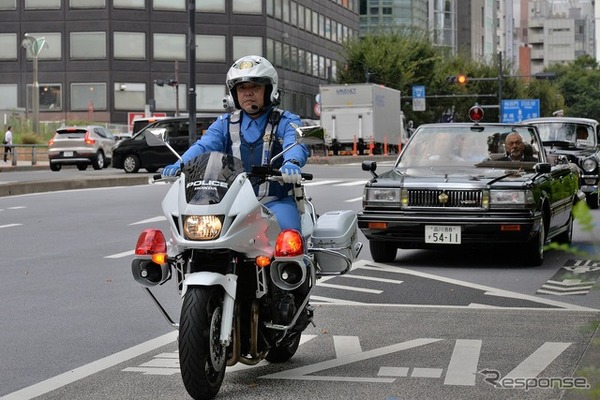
top-left (48, 125), bottom-right (116, 171)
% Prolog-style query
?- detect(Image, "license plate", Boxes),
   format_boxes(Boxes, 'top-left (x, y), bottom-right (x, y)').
top-left (425, 225), bottom-right (461, 244)
top-left (63, 151), bottom-right (73, 157)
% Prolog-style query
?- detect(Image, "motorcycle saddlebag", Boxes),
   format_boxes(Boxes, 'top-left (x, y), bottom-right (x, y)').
top-left (311, 210), bottom-right (359, 274)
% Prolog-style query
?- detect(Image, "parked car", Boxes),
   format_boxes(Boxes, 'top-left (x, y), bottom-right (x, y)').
top-left (48, 125), bottom-right (116, 171)
top-left (522, 116), bottom-right (600, 209)
top-left (358, 106), bottom-right (583, 266)
top-left (111, 114), bottom-right (219, 173)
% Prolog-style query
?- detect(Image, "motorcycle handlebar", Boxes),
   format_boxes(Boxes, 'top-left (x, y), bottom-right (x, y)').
top-left (250, 166), bottom-right (313, 181)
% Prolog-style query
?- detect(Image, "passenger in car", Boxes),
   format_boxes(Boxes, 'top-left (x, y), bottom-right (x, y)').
top-left (499, 132), bottom-right (536, 161)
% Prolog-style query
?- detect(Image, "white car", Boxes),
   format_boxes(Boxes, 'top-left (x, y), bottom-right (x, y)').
top-left (48, 125), bottom-right (116, 171)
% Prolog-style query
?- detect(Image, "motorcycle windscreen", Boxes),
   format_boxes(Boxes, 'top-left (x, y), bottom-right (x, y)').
top-left (184, 151), bottom-right (245, 205)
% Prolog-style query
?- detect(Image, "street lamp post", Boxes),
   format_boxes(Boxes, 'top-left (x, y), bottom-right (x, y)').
top-left (21, 33), bottom-right (47, 135)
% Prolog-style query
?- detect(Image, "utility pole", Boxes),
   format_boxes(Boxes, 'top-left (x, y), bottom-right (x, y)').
top-left (187, 0), bottom-right (197, 146)
top-left (498, 51), bottom-right (503, 122)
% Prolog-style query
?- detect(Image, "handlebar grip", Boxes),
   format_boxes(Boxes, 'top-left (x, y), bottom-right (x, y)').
top-left (153, 174), bottom-right (162, 181)
top-left (301, 173), bottom-right (313, 181)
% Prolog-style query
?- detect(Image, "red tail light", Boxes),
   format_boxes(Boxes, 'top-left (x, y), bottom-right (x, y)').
top-left (48, 138), bottom-right (55, 146)
top-left (84, 132), bottom-right (96, 144)
top-left (275, 229), bottom-right (304, 257)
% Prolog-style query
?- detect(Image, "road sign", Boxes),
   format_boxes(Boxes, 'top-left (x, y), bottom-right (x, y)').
top-left (314, 103), bottom-right (321, 116)
top-left (412, 85), bottom-right (426, 111)
top-left (501, 99), bottom-right (540, 123)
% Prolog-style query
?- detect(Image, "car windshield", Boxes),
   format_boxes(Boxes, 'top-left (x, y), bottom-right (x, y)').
top-left (397, 125), bottom-right (541, 168)
top-left (532, 122), bottom-right (596, 147)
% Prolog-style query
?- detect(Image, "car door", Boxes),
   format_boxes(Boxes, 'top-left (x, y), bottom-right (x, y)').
top-left (95, 127), bottom-right (116, 158)
top-left (538, 149), bottom-right (577, 233)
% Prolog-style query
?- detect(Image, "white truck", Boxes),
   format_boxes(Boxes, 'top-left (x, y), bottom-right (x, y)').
top-left (319, 83), bottom-right (407, 155)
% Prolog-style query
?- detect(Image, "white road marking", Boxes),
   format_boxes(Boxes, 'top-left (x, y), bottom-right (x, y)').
top-left (304, 180), bottom-right (342, 187)
top-left (411, 368), bottom-right (443, 378)
top-left (316, 282), bottom-right (382, 294)
top-left (0, 223), bottom-right (22, 229)
top-left (262, 338), bottom-right (443, 382)
top-left (339, 274), bottom-right (404, 285)
top-left (358, 260), bottom-right (599, 311)
top-left (345, 197), bottom-right (363, 203)
top-left (105, 250), bottom-right (135, 259)
top-left (0, 331), bottom-right (178, 400)
top-left (334, 336), bottom-right (362, 357)
top-left (502, 342), bottom-right (572, 381)
top-left (444, 339), bottom-right (482, 386)
top-left (130, 216), bottom-right (167, 225)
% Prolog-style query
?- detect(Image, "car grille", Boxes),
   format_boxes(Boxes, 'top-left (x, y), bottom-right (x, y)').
top-left (407, 189), bottom-right (483, 208)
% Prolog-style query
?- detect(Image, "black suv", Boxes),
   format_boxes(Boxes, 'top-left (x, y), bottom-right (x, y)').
top-left (111, 114), bottom-right (219, 173)
top-left (523, 117), bottom-right (600, 209)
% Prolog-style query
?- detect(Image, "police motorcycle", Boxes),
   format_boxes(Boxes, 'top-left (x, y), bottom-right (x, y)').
top-left (131, 124), bottom-right (362, 400)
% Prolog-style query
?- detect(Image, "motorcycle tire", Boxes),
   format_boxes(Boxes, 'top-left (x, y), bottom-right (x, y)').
top-left (179, 286), bottom-right (226, 400)
top-left (265, 332), bottom-right (301, 363)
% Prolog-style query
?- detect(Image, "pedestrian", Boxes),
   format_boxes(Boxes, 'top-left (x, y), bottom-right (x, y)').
top-left (161, 55), bottom-right (309, 232)
top-left (3, 125), bottom-right (13, 163)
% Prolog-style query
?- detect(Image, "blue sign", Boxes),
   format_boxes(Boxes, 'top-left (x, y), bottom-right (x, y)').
top-left (501, 99), bottom-right (540, 123)
top-left (412, 85), bottom-right (426, 111)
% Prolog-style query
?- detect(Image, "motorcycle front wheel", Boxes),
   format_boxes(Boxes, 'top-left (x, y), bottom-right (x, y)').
top-left (179, 286), bottom-right (226, 400)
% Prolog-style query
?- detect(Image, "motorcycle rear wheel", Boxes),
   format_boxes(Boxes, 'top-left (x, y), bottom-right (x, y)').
top-left (179, 286), bottom-right (226, 400)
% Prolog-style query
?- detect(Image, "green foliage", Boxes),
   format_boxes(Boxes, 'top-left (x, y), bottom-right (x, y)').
top-left (18, 133), bottom-right (44, 144)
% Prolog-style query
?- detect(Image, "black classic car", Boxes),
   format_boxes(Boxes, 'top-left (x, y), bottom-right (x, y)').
top-left (522, 117), bottom-right (600, 209)
top-left (358, 106), bottom-right (583, 266)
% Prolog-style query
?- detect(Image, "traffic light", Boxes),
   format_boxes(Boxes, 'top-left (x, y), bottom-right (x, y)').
top-left (446, 74), bottom-right (468, 84)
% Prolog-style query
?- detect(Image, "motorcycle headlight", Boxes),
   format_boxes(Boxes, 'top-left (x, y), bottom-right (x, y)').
top-left (582, 158), bottom-right (597, 173)
top-left (489, 190), bottom-right (534, 207)
top-left (183, 215), bottom-right (223, 240)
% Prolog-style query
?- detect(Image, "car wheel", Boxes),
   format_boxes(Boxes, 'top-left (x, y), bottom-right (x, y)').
top-left (93, 151), bottom-right (105, 170)
top-left (586, 192), bottom-right (599, 210)
top-left (123, 154), bottom-right (141, 173)
top-left (369, 240), bottom-right (397, 263)
top-left (50, 163), bottom-right (61, 171)
top-left (146, 167), bottom-right (158, 173)
top-left (77, 164), bottom-right (88, 171)
top-left (554, 214), bottom-right (573, 245)
top-left (523, 219), bottom-right (545, 266)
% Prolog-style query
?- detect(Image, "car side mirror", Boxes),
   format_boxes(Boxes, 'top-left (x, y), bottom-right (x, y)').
top-left (535, 162), bottom-right (551, 173)
top-left (144, 128), bottom-right (168, 147)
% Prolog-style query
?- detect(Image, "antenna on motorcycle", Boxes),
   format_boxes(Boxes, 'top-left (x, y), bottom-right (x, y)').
top-left (270, 123), bottom-right (325, 165)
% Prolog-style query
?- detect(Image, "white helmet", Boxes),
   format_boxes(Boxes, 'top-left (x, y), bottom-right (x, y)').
top-left (226, 55), bottom-right (280, 110)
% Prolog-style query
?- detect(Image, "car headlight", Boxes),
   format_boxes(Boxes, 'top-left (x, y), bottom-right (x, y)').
top-left (582, 158), bottom-right (597, 173)
top-left (183, 215), bottom-right (223, 240)
top-left (364, 187), bottom-right (401, 205)
top-left (489, 190), bottom-right (534, 206)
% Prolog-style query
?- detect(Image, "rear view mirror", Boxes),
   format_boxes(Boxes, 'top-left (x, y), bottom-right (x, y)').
top-left (292, 124), bottom-right (324, 145)
top-left (144, 128), bottom-right (167, 147)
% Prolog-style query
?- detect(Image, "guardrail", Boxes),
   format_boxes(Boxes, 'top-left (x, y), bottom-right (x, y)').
top-left (4, 144), bottom-right (49, 166)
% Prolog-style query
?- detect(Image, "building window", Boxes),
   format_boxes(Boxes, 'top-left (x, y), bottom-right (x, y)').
top-left (25, 0), bottom-right (60, 9)
top-left (0, 84), bottom-right (17, 109)
top-left (155, 82), bottom-right (186, 112)
top-left (154, 0), bottom-right (184, 11)
top-left (266, 0), bottom-right (273, 16)
top-left (0, 0), bottom-right (16, 10)
top-left (114, 32), bottom-right (146, 59)
top-left (196, 84), bottom-right (226, 111)
top-left (71, 83), bottom-right (107, 111)
top-left (114, 82), bottom-right (146, 110)
top-left (232, 0), bottom-right (261, 14)
top-left (153, 33), bottom-right (186, 61)
top-left (70, 32), bottom-right (106, 60)
top-left (24, 33), bottom-right (61, 60)
top-left (196, 35), bottom-right (226, 62)
top-left (0, 34), bottom-right (17, 60)
top-left (113, 0), bottom-right (145, 8)
top-left (28, 84), bottom-right (62, 111)
top-left (69, 0), bottom-right (106, 8)
top-left (232, 36), bottom-right (262, 60)
top-left (266, 38), bottom-right (274, 62)
top-left (197, 0), bottom-right (225, 12)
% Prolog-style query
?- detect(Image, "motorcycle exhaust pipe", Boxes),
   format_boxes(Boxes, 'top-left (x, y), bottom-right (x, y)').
top-left (131, 259), bottom-right (170, 287)
top-left (270, 260), bottom-right (306, 291)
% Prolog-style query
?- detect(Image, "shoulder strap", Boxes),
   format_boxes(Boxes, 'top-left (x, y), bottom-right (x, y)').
top-left (228, 110), bottom-right (242, 159)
